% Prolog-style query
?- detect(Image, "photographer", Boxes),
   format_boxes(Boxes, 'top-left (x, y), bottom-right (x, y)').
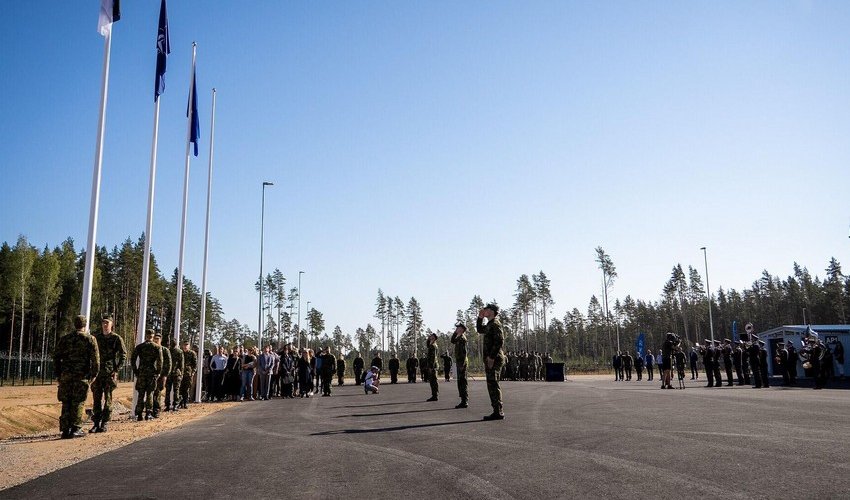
top-left (661, 333), bottom-right (678, 389)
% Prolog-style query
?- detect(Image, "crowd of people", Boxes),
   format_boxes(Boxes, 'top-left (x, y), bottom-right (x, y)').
top-left (611, 327), bottom-right (843, 391)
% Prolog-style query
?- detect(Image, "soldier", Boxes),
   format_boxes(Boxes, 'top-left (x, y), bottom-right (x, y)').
top-left (741, 340), bottom-right (752, 385)
top-left (441, 350), bottom-right (452, 382)
top-left (776, 341), bottom-right (790, 386)
top-left (700, 341), bottom-right (715, 388)
top-left (388, 354), bottom-right (400, 384)
top-left (787, 342), bottom-right (798, 385)
top-left (623, 352), bottom-right (633, 381)
top-left (425, 333), bottom-right (439, 401)
top-left (164, 336), bottom-right (184, 411)
top-left (336, 354), bottom-right (346, 386)
top-left (132, 329), bottom-right (163, 420)
top-left (406, 354), bottom-right (418, 383)
top-left (54, 315), bottom-right (99, 439)
top-left (712, 340), bottom-right (724, 386)
top-left (451, 321), bottom-right (469, 408)
top-left (747, 335), bottom-right (762, 389)
top-left (353, 352), bottom-right (364, 385)
top-left (152, 332), bottom-right (171, 418)
top-left (479, 304), bottom-right (505, 420)
top-left (758, 340), bottom-right (770, 388)
top-left (320, 346), bottom-right (336, 396)
top-left (90, 314), bottom-right (126, 433)
top-left (721, 339), bottom-right (734, 387)
top-left (732, 340), bottom-right (745, 385)
top-left (179, 340), bottom-right (197, 408)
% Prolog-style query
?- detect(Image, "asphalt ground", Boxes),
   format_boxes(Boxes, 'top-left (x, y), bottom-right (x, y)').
top-left (2, 375), bottom-right (849, 499)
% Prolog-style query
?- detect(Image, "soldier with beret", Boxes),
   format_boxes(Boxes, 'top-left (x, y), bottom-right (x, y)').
top-left (451, 321), bottom-right (469, 408)
top-left (179, 340), bottom-right (197, 408)
top-left (54, 315), bottom-right (100, 439)
top-left (132, 329), bottom-right (163, 420)
top-left (90, 314), bottom-right (126, 433)
top-left (425, 333), bottom-right (439, 401)
top-left (152, 332), bottom-right (171, 418)
top-left (478, 304), bottom-right (505, 420)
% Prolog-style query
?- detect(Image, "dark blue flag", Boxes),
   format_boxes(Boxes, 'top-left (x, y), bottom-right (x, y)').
top-left (188, 68), bottom-right (200, 156)
top-left (635, 332), bottom-right (646, 358)
top-left (154, 0), bottom-right (170, 101)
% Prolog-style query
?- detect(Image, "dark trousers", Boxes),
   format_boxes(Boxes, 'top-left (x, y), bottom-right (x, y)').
top-left (321, 374), bottom-right (333, 395)
top-left (705, 364), bottom-right (715, 387)
top-left (625, 367), bottom-right (632, 381)
top-left (390, 370), bottom-right (399, 384)
top-left (407, 369), bottom-right (416, 382)
top-left (690, 363), bottom-right (698, 379)
top-left (636, 367), bottom-right (643, 381)
top-left (354, 369), bottom-right (362, 385)
top-left (646, 365), bottom-right (654, 381)
top-left (713, 364), bottom-right (723, 386)
top-left (211, 370), bottom-right (225, 400)
top-left (427, 370), bottom-right (439, 398)
top-left (734, 364), bottom-right (744, 385)
top-left (750, 358), bottom-right (762, 387)
top-left (724, 363), bottom-right (734, 385)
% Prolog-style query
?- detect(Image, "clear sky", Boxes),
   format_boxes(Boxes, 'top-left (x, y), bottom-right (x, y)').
top-left (2, 1), bottom-right (849, 340)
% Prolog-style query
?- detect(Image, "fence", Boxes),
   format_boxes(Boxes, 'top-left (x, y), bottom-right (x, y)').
top-left (0, 356), bottom-right (135, 387)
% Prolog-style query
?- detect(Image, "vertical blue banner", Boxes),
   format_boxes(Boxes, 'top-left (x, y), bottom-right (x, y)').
top-left (636, 332), bottom-right (646, 358)
top-left (732, 321), bottom-right (738, 342)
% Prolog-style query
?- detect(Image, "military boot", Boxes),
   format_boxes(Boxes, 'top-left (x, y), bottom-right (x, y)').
top-left (151, 410), bottom-right (160, 419)
top-left (89, 418), bottom-right (101, 433)
top-left (136, 414), bottom-right (144, 422)
top-left (96, 421), bottom-right (108, 433)
top-left (455, 400), bottom-right (468, 409)
top-left (483, 412), bottom-right (504, 421)
top-left (145, 410), bottom-right (153, 420)
top-left (60, 429), bottom-right (71, 439)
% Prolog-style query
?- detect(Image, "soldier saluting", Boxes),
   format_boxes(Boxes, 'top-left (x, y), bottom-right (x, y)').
top-left (425, 333), bottom-right (439, 401)
top-left (54, 315), bottom-right (100, 439)
top-left (478, 304), bottom-right (505, 421)
top-left (90, 314), bottom-right (126, 433)
top-left (451, 321), bottom-right (469, 409)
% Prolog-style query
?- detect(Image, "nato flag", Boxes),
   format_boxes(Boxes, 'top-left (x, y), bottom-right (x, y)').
top-left (155, 0), bottom-right (170, 101)
top-left (188, 69), bottom-right (200, 156)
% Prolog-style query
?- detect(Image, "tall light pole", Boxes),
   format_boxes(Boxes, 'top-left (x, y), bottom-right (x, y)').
top-left (258, 181), bottom-right (273, 348)
top-left (297, 270), bottom-right (304, 349)
top-left (701, 247), bottom-right (715, 343)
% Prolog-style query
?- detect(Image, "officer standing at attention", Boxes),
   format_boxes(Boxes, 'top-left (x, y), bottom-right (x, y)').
top-left (721, 339), bottom-right (734, 387)
top-left (406, 354), bottom-right (418, 383)
top-left (776, 341), bottom-right (790, 386)
top-left (179, 340), bottom-right (197, 408)
top-left (451, 321), bottom-right (469, 409)
top-left (441, 350), bottom-right (453, 382)
top-left (336, 354), bottom-right (346, 386)
top-left (165, 336), bottom-right (184, 411)
top-left (132, 329), bottom-right (163, 421)
top-left (425, 333), bottom-right (440, 401)
top-left (90, 314), bottom-right (126, 433)
top-left (152, 332), bottom-right (171, 418)
top-left (353, 352), bottom-right (364, 385)
top-left (479, 304), bottom-right (505, 420)
top-left (54, 315), bottom-right (100, 439)
top-left (388, 353), bottom-right (400, 384)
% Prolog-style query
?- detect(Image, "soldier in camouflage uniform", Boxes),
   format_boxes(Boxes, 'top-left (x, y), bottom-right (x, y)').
top-left (54, 315), bottom-right (100, 438)
top-left (165, 336), bottom-right (185, 411)
top-left (152, 332), bottom-right (171, 418)
top-left (89, 314), bottom-right (126, 432)
top-left (179, 340), bottom-right (197, 408)
top-left (478, 304), bottom-right (505, 421)
top-left (425, 333), bottom-right (439, 401)
top-left (451, 321), bottom-right (469, 408)
top-left (132, 329), bottom-right (163, 420)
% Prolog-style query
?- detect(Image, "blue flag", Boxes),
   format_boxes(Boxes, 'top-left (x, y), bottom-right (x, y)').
top-left (635, 332), bottom-right (646, 358)
top-left (187, 68), bottom-right (200, 156)
top-left (154, 0), bottom-right (170, 101)
top-left (732, 321), bottom-right (738, 342)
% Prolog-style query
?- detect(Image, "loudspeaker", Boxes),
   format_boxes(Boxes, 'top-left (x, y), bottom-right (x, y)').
top-left (545, 362), bottom-right (565, 382)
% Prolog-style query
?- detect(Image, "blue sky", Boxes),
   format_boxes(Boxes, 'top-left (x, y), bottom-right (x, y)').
top-left (1, 1), bottom-right (849, 340)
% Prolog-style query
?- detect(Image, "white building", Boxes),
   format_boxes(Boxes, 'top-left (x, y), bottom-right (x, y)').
top-left (756, 325), bottom-right (848, 377)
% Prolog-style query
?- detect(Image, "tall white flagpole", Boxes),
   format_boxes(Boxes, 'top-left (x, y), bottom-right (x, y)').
top-left (196, 88), bottom-right (216, 402)
top-left (173, 43), bottom-right (196, 345)
top-left (80, 26), bottom-right (114, 324)
top-left (137, 99), bottom-right (161, 344)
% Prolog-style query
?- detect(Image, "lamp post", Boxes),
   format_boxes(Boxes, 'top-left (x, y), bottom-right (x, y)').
top-left (700, 246), bottom-right (715, 343)
top-left (258, 181), bottom-right (273, 348)
top-left (297, 270), bottom-right (304, 349)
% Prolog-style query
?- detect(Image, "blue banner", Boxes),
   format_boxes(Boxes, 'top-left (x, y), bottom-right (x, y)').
top-left (732, 321), bottom-right (738, 342)
top-left (635, 332), bottom-right (646, 358)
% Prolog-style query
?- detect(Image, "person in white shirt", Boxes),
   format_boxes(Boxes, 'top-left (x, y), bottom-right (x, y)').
top-left (364, 366), bottom-right (380, 394)
top-left (209, 346), bottom-right (228, 402)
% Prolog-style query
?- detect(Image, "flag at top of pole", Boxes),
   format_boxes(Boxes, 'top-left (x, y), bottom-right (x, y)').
top-left (188, 65), bottom-right (200, 156)
top-left (155, 0), bottom-right (170, 100)
top-left (98, 0), bottom-right (121, 37)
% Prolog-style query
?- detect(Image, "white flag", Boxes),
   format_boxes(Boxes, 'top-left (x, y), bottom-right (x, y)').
top-left (98, 0), bottom-right (121, 37)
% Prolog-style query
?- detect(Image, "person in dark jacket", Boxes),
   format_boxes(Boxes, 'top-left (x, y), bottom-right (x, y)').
top-left (388, 355), bottom-right (400, 384)
top-left (406, 355), bottom-right (418, 383)
top-left (353, 353), bottom-right (364, 385)
top-left (336, 356), bottom-right (346, 386)
top-left (297, 350), bottom-right (313, 398)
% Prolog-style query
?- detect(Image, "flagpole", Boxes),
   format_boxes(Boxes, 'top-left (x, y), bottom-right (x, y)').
top-left (173, 42), bottom-right (196, 346)
top-left (80, 28), bottom-right (113, 324)
top-left (137, 99), bottom-right (161, 345)
top-left (196, 87), bottom-right (216, 403)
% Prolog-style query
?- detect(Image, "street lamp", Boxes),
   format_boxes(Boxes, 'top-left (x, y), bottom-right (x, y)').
top-left (700, 246), bottom-right (715, 343)
top-left (258, 181), bottom-right (273, 348)
top-left (297, 270), bottom-right (304, 349)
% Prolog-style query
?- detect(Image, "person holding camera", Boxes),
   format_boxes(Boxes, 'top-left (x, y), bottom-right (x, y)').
top-left (478, 304), bottom-right (506, 420)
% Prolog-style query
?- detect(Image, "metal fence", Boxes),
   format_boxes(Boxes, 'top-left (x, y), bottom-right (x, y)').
top-left (0, 357), bottom-right (135, 387)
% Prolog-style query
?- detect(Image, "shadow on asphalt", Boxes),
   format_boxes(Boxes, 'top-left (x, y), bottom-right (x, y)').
top-left (329, 401), bottom-right (431, 409)
top-left (311, 420), bottom-right (483, 435)
top-left (334, 407), bottom-right (457, 418)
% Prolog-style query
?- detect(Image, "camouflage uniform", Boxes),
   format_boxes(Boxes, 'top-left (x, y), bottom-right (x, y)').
top-left (132, 333), bottom-right (163, 419)
top-left (165, 342), bottom-right (184, 410)
top-left (478, 312), bottom-right (505, 417)
top-left (426, 339), bottom-right (439, 400)
top-left (153, 341), bottom-right (172, 415)
top-left (53, 320), bottom-right (99, 436)
top-left (91, 329), bottom-right (127, 427)
top-left (179, 347), bottom-right (197, 407)
top-left (451, 326), bottom-right (469, 405)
